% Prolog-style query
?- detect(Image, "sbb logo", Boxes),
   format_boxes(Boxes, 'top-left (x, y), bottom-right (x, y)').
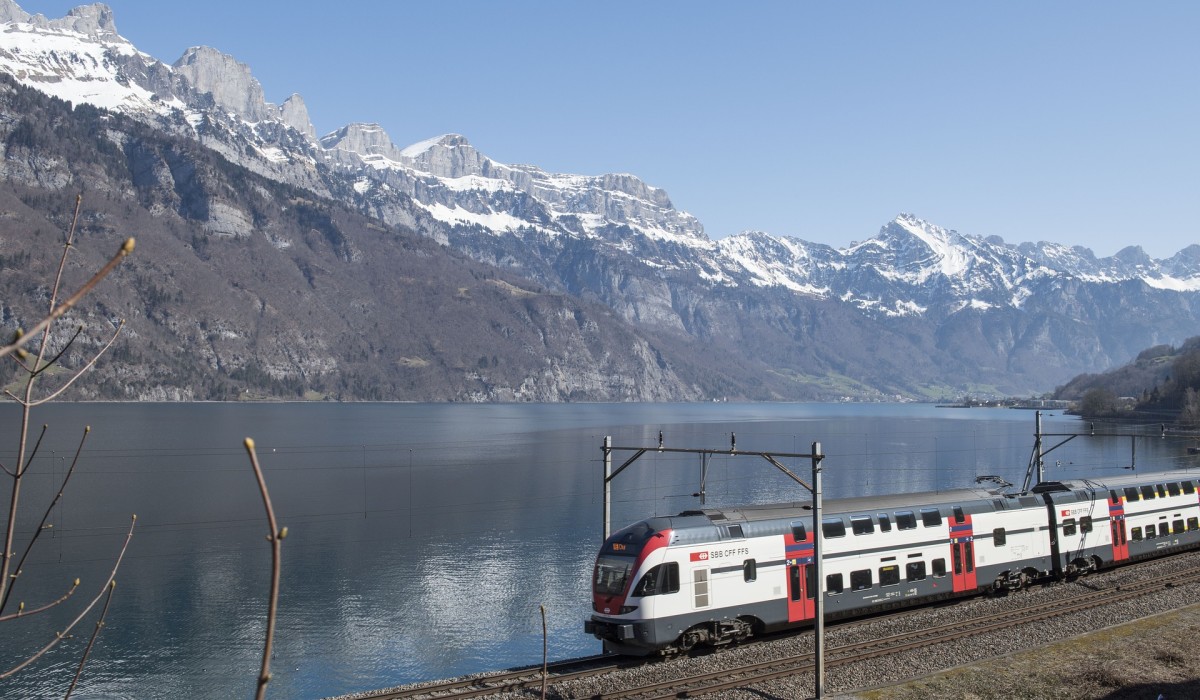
top-left (690, 552), bottom-right (709, 562)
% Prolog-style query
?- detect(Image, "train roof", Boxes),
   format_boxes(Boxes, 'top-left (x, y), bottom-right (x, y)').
top-left (678, 486), bottom-right (1002, 526)
top-left (637, 468), bottom-right (1200, 536)
top-left (1053, 468), bottom-right (1200, 492)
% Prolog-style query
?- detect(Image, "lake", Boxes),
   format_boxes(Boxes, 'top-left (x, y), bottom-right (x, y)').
top-left (0, 402), bottom-right (1191, 698)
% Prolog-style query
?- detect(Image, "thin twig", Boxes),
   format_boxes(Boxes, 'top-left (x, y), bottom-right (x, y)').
top-left (6, 352), bottom-right (33, 375)
top-left (244, 438), bottom-right (285, 700)
top-left (30, 322), bottom-right (125, 407)
top-left (0, 426), bottom-right (91, 613)
top-left (0, 579), bottom-right (79, 622)
top-left (64, 579), bottom-right (116, 699)
top-left (32, 326), bottom-right (84, 378)
top-left (0, 237), bottom-right (134, 362)
top-left (0, 514), bottom-right (135, 680)
top-left (18, 424), bottom-right (49, 480)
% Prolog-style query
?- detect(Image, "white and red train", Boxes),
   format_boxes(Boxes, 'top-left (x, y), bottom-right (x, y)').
top-left (585, 469), bottom-right (1200, 655)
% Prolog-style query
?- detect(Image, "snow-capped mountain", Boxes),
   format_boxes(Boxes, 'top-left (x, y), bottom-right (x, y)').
top-left (1, 0), bottom-right (1198, 400)
top-left (1, 1), bottom-right (1194, 307)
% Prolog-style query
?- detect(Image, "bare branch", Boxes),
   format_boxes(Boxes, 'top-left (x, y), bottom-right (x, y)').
top-left (64, 579), bottom-right (116, 699)
top-left (6, 352), bottom-right (34, 376)
top-left (31, 325), bottom-right (85, 378)
top-left (0, 426), bottom-right (91, 614)
top-left (30, 322), bottom-right (125, 407)
top-left (17, 424), bottom-right (49, 479)
top-left (0, 514), bottom-right (135, 680)
top-left (23, 195), bottom-right (83, 382)
top-left (0, 237), bottom-right (135, 362)
top-left (244, 438), bottom-right (285, 700)
top-left (0, 579), bottom-right (79, 622)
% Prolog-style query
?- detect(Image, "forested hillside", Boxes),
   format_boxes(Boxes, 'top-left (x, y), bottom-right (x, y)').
top-left (1054, 338), bottom-right (1200, 424)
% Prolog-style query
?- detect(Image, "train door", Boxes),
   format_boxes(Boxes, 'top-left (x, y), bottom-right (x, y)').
top-left (1108, 491), bottom-right (1129, 562)
top-left (949, 508), bottom-right (977, 593)
top-left (785, 522), bottom-right (815, 622)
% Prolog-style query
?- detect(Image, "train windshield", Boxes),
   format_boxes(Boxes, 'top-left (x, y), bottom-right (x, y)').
top-left (593, 555), bottom-right (635, 596)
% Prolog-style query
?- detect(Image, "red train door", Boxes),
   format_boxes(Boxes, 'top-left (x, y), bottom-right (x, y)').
top-left (949, 511), bottom-right (977, 593)
top-left (785, 530), bottom-right (815, 622)
top-left (1108, 492), bottom-right (1129, 562)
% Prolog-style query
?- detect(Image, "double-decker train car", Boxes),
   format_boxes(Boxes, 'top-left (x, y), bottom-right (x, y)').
top-left (585, 469), bottom-right (1200, 655)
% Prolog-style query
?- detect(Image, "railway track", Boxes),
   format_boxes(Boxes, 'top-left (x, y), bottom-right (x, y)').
top-left (343, 559), bottom-right (1200, 700)
top-left (596, 564), bottom-right (1200, 699)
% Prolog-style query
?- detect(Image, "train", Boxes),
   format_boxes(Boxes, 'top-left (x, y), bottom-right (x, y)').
top-left (584, 469), bottom-right (1200, 655)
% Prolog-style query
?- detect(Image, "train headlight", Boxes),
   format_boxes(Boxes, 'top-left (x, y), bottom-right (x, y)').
top-left (619, 605), bottom-right (638, 614)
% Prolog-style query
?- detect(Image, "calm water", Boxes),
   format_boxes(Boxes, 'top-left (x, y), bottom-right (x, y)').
top-left (0, 402), bottom-right (1192, 698)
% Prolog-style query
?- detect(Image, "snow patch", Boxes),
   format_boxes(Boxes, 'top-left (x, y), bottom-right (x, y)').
top-left (419, 201), bottom-right (534, 234)
top-left (1143, 274), bottom-right (1200, 292)
top-left (400, 134), bottom-right (454, 158)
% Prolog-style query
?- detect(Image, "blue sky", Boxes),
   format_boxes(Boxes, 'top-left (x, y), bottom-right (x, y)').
top-left (20, 1), bottom-right (1200, 258)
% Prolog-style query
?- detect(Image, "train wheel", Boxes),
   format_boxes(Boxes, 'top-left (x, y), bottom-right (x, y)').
top-left (677, 625), bottom-right (708, 653)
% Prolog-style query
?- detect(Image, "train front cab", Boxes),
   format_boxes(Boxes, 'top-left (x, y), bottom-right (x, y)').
top-left (585, 518), bottom-right (678, 655)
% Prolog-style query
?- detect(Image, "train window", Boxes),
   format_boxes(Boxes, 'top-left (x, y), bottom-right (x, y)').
top-left (789, 566), bottom-right (802, 601)
top-left (1141, 485), bottom-right (1156, 500)
top-left (879, 565), bottom-right (900, 586)
top-left (1145, 524), bottom-right (1156, 538)
top-left (806, 564), bottom-right (817, 600)
top-left (993, 527), bottom-right (1007, 547)
top-left (694, 569), bottom-right (710, 608)
top-left (822, 517), bottom-right (847, 539)
top-left (895, 511), bottom-right (917, 530)
top-left (932, 558), bottom-right (947, 577)
top-left (920, 509), bottom-right (943, 527)
top-left (1168, 482), bottom-right (1181, 497)
top-left (1187, 517), bottom-right (1199, 531)
top-left (1080, 516), bottom-right (1093, 534)
top-left (906, 561), bottom-right (927, 581)
top-left (851, 516), bottom-right (875, 535)
top-left (1173, 519), bottom-right (1185, 534)
top-left (1131, 526), bottom-right (1143, 541)
top-left (726, 525), bottom-right (745, 539)
top-left (878, 514), bottom-right (892, 532)
top-left (850, 569), bottom-right (872, 591)
top-left (952, 545), bottom-right (963, 575)
top-left (1124, 487), bottom-right (1140, 502)
top-left (964, 542), bottom-right (974, 573)
top-left (953, 506), bottom-right (965, 524)
top-left (594, 555), bottom-right (635, 596)
top-left (791, 521), bottom-right (807, 541)
top-left (1157, 485), bottom-right (1166, 498)
top-left (1110, 490), bottom-right (1120, 504)
top-left (827, 573), bottom-right (844, 595)
top-left (743, 559), bottom-right (757, 583)
top-left (1062, 518), bottom-right (1077, 536)
top-left (1184, 481), bottom-right (1197, 495)
top-left (632, 562), bottom-right (680, 597)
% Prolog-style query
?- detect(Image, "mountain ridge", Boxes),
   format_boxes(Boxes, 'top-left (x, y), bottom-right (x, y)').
top-left (0, 0), bottom-right (1198, 401)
